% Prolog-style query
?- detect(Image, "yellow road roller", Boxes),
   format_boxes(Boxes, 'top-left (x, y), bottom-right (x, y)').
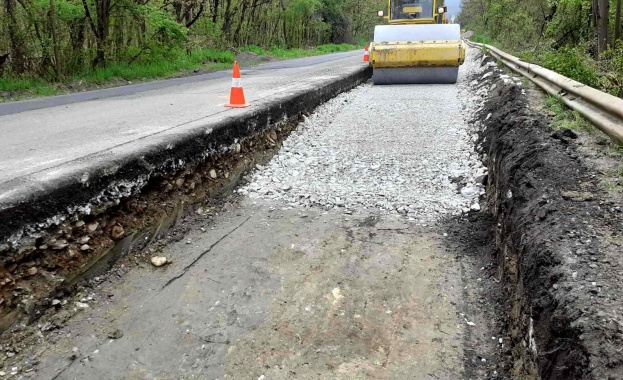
top-left (370, 0), bottom-right (466, 84)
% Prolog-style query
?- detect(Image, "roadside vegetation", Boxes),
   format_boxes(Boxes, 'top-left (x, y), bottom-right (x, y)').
top-left (459, 0), bottom-right (623, 98)
top-left (0, 0), bottom-right (381, 98)
top-left (545, 95), bottom-right (593, 132)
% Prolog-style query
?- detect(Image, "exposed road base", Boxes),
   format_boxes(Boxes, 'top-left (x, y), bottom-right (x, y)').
top-left (0, 66), bottom-right (371, 333)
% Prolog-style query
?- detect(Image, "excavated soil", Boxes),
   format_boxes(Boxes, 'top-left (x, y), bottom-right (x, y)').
top-left (470, 55), bottom-right (623, 379)
top-left (0, 119), bottom-right (299, 334)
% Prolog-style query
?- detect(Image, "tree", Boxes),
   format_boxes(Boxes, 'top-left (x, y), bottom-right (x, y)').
top-left (615, 0), bottom-right (621, 42)
top-left (596, 0), bottom-right (608, 53)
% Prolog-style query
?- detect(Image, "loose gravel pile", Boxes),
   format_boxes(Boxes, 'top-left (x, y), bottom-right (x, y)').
top-left (240, 56), bottom-right (488, 223)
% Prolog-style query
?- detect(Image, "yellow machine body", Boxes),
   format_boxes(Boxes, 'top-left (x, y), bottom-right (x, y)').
top-left (369, 0), bottom-right (466, 84)
top-left (370, 40), bottom-right (465, 68)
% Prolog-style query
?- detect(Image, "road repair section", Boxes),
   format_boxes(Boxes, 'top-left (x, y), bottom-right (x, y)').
top-left (0, 51), bottom-right (361, 186)
top-left (0, 52), bottom-right (505, 379)
top-left (0, 51), bottom-right (367, 244)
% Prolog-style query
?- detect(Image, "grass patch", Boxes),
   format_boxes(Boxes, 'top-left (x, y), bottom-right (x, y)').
top-left (540, 48), bottom-right (598, 87)
top-left (77, 49), bottom-right (235, 84)
top-left (472, 33), bottom-right (493, 45)
top-left (545, 95), bottom-right (593, 132)
top-left (268, 43), bottom-right (359, 59)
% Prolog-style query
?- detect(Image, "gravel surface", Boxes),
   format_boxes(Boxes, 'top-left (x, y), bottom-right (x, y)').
top-left (240, 60), bottom-right (487, 223)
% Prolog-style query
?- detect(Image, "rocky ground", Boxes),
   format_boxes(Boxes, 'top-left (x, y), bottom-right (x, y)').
top-left (239, 78), bottom-right (487, 221)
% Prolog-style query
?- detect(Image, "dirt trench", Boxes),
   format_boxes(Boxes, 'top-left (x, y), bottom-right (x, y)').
top-left (0, 116), bottom-right (308, 334)
top-left (0, 67), bottom-right (371, 335)
top-left (471, 56), bottom-right (623, 379)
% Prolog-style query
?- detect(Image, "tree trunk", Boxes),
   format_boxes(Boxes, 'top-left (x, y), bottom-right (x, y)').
top-left (50, 0), bottom-right (62, 79)
top-left (597, 0), bottom-right (609, 54)
top-left (4, 0), bottom-right (28, 73)
top-left (212, 0), bottom-right (219, 23)
top-left (233, 0), bottom-right (249, 44)
top-left (221, 0), bottom-right (233, 38)
top-left (82, 0), bottom-right (111, 68)
top-left (616, 0), bottom-right (622, 42)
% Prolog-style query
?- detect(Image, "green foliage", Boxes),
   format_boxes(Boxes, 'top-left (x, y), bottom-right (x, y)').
top-left (545, 95), bottom-right (593, 132)
top-left (268, 43), bottom-right (358, 58)
top-left (599, 42), bottom-right (623, 97)
top-left (0, 0), bottom-right (382, 96)
top-left (77, 48), bottom-right (234, 83)
top-left (459, 0), bottom-right (623, 101)
top-left (545, 0), bottom-right (593, 45)
top-left (241, 45), bottom-right (267, 55)
top-left (541, 47), bottom-right (599, 87)
top-left (473, 34), bottom-right (493, 45)
top-left (144, 6), bottom-right (187, 48)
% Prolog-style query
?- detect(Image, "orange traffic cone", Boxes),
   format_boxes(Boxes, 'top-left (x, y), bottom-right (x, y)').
top-left (225, 61), bottom-right (251, 108)
top-left (363, 46), bottom-right (370, 63)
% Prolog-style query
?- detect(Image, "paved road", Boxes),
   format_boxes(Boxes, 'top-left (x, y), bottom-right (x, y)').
top-left (0, 51), bottom-right (361, 116)
top-left (0, 51), bottom-right (362, 198)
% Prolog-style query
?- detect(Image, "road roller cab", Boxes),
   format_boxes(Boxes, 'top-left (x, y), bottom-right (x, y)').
top-left (369, 0), bottom-right (466, 84)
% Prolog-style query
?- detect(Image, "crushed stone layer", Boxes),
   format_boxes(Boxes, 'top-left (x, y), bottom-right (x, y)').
top-left (240, 66), bottom-right (486, 223)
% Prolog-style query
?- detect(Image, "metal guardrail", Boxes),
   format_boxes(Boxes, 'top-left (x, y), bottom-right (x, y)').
top-left (466, 40), bottom-right (623, 145)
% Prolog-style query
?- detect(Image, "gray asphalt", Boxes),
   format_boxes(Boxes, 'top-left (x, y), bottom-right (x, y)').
top-left (0, 51), bottom-right (361, 116)
top-left (0, 51), bottom-right (363, 205)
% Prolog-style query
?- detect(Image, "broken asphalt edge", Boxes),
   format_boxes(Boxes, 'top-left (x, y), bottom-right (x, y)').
top-left (0, 64), bottom-right (372, 247)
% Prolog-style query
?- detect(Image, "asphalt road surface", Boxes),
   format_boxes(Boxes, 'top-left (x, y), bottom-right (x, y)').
top-left (0, 51), bottom-right (362, 195)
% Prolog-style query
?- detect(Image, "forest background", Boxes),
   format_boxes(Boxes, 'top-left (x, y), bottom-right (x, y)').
top-left (459, 0), bottom-right (623, 97)
top-left (0, 0), bottom-right (384, 96)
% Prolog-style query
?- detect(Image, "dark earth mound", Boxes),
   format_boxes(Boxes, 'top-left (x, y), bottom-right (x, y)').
top-left (470, 57), bottom-right (623, 379)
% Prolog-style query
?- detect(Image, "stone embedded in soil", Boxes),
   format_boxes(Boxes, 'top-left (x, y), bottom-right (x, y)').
top-left (27, 267), bottom-right (37, 276)
top-left (87, 222), bottom-right (99, 232)
top-left (150, 257), bottom-right (168, 267)
top-left (209, 169), bottom-right (218, 179)
top-left (75, 302), bottom-right (89, 309)
top-left (460, 186), bottom-right (478, 199)
top-left (107, 329), bottom-right (124, 339)
top-left (51, 240), bottom-right (68, 250)
top-left (110, 225), bottom-right (125, 240)
top-left (80, 244), bottom-right (90, 251)
top-left (561, 191), bottom-right (594, 202)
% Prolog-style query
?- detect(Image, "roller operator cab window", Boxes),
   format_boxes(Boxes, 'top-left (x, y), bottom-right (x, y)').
top-left (390, 0), bottom-right (434, 20)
